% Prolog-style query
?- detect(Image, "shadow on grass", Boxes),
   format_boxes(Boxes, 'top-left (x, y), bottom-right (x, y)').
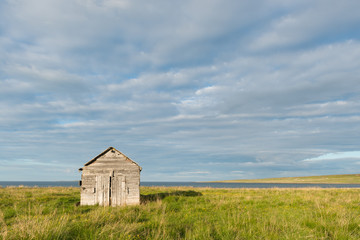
top-left (140, 190), bottom-right (202, 204)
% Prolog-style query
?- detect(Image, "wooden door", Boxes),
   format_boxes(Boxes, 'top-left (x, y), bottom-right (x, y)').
top-left (111, 174), bottom-right (126, 206)
top-left (95, 175), bottom-right (110, 206)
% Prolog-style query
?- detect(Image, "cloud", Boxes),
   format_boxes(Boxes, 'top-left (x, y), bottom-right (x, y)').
top-left (251, 1), bottom-right (360, 51)
top-left (303, 151), bottom-right (360, 162)
top-left (0, 0), bottom-right (360, 181)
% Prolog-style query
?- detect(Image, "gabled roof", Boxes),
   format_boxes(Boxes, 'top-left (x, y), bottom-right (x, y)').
top-left (79, 147), bottom-right (142, 171)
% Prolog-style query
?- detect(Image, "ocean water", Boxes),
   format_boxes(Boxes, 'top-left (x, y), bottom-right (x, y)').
top-left (1, 181), bottom-right (360, 188)
top-left (0, 181), bottom-right (80, 187)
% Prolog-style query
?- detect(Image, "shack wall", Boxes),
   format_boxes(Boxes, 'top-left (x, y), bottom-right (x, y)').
top-left (80, 149), bottom-right (141, 206)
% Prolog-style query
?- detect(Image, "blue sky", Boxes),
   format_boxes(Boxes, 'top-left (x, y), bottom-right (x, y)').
top-left (1, 0), bottom-right (360, 181)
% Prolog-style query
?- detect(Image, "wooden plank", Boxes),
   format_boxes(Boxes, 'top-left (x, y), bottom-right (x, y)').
top-left (104, 175), bottom-right (110, 206)
top-left (111, 174), bottom-right (117, 206)
top-left (121, 176), bottom-right (126, 206)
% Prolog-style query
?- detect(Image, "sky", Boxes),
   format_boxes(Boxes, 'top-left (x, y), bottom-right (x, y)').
top-left (1, 0), bottom-right (360, 181)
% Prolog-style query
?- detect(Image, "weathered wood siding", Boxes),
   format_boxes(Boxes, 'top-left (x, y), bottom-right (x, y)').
top-left (80, 149), bottom-right (141, 206)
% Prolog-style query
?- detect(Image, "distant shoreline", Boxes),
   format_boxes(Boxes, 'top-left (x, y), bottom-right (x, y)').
top-left (205, 181), bottom-right (360, 185)
top-left (1, 174), bottom-right (360, 187)
top-left (1, 181), bottom-right (360, 189)
top-left (207, 174), bottom-right (360, 184)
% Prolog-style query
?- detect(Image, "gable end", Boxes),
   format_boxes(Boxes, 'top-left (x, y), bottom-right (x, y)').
top-left (79, 147), bottom-right (142, 171)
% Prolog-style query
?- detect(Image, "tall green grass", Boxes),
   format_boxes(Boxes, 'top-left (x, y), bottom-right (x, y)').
top-left (1, 186), bottom-right (360, 239)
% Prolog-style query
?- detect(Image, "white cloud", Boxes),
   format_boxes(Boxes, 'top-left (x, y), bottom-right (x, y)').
top-left (303, 151), bottom-right (360, 162)
top-left (251, 1), bottom-right (360, 51)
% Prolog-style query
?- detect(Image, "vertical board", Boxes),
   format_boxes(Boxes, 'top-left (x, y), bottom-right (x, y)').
top-left (121, 176), bottom-right (126, 205)
top-left (104, 175), bottom-right (110, 206)
top-left (111, 174), bottom-right (126, 206)
top-left (95, 175), bottom-right (101, 205)
top-left (111, 175), bottom-right (118, 206)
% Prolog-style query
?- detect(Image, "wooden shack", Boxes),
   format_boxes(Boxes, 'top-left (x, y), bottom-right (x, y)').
top-left (79, 147), bottom-right (142, 206)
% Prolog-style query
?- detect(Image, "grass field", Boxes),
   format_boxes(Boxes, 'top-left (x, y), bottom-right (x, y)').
top-left (1, 186), bottom-right (360, 239)
top-left (215, 174), bottom-right (360, 184)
